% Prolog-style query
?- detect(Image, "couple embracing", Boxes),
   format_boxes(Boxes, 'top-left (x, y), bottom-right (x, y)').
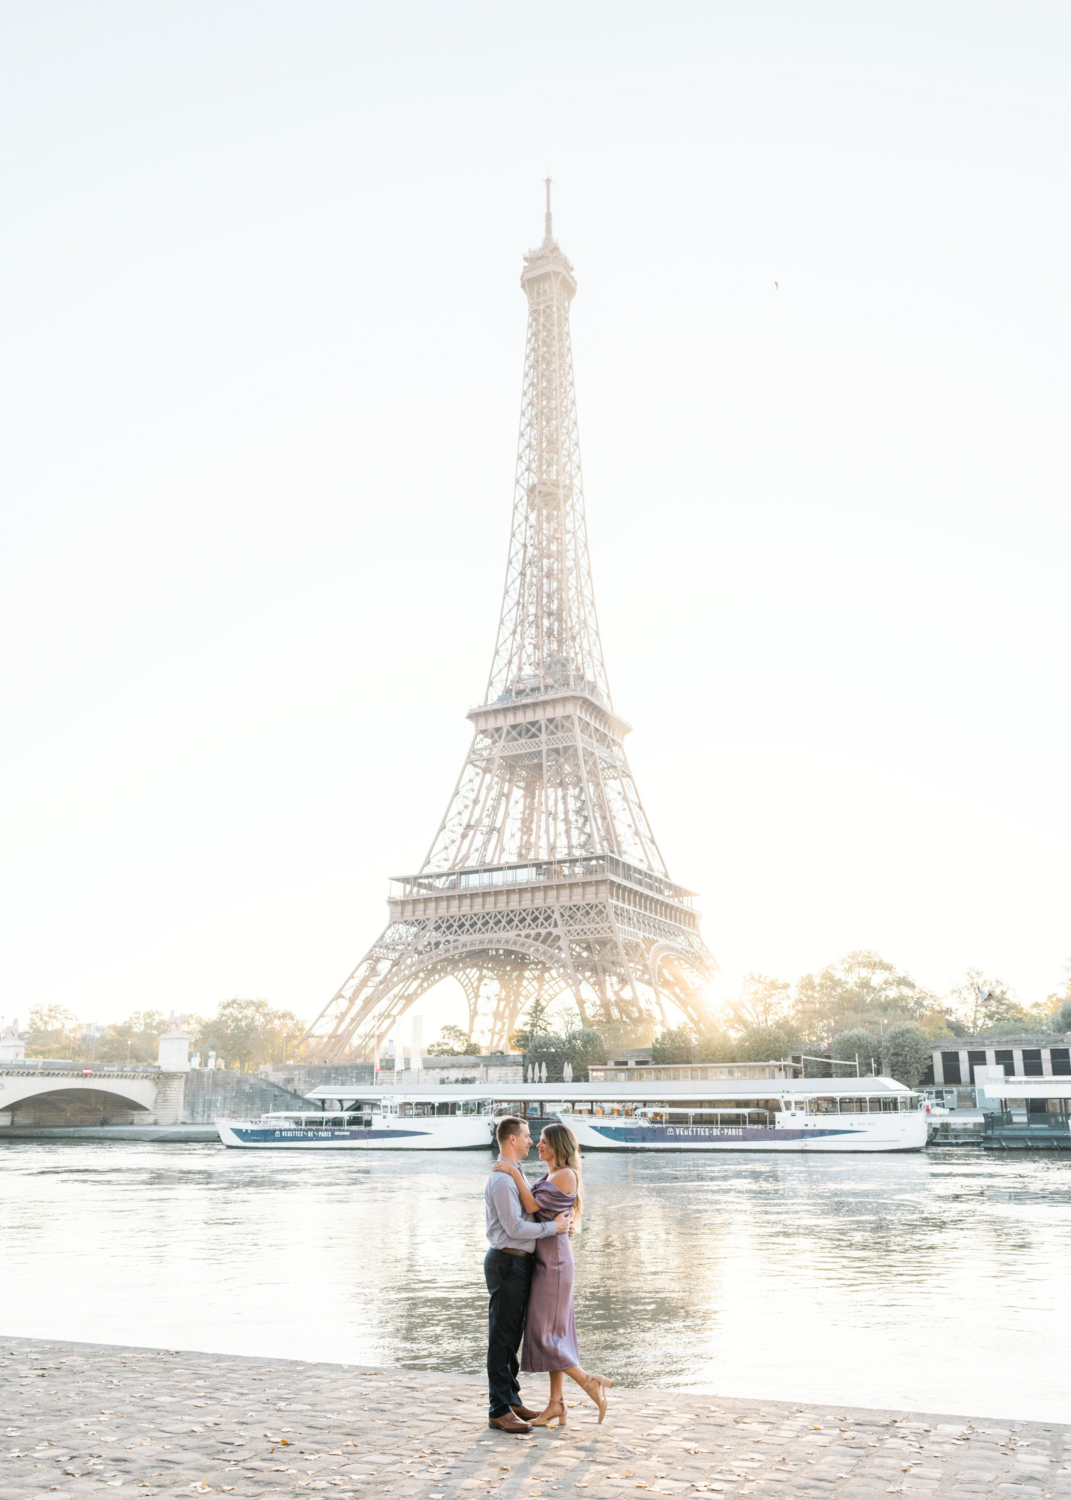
top-left (483, 1116), bottom-right (612, 1433)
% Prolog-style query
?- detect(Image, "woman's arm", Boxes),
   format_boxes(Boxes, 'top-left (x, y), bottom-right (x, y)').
top-left (492, 1158), bottom-right (539, 1213)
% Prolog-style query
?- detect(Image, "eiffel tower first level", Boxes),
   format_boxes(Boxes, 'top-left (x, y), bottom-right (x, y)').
top-left (300, 186), bottom-right (718, 1063)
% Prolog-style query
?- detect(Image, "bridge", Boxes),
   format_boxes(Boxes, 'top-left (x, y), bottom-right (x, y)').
top-left (0, 1062), bottom-right (186, 1127)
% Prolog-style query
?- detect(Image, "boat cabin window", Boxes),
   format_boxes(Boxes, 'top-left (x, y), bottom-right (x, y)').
top-left (807, 1096), bottom-right (840, 1114)
top-left (804, 1093), bottom-right (917, 1114)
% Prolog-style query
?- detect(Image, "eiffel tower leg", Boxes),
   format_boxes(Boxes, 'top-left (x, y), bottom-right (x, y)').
top-left (452, 967), bottom-right (485, 1047)
top-left (486, 967), bottom-right (526, 1053)
top-left (648, 949), bottom-right (719, 1032)
top-left (294, 922), bottom-right (426, 1062)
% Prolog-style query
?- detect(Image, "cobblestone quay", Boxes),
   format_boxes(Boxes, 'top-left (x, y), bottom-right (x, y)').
top-left (2, 1338), bottom-right (1067, 1500)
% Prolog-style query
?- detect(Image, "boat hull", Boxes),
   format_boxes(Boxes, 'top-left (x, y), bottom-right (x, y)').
top-left (566, 1115), bottom-right (927, 1152)
top-left (217, 1119), bottom-right (494, 1150)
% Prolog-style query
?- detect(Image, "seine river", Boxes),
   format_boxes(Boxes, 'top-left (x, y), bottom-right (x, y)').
top-left (2, 1142), bottom-right (1069, 1422)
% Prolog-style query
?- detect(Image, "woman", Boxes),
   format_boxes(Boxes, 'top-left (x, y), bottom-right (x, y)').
top-left (492, 1121), bottom-right (613, 1426)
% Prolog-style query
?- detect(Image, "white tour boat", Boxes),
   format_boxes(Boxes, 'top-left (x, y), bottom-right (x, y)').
top-left (216, 1078), bottom-right (925, 1152)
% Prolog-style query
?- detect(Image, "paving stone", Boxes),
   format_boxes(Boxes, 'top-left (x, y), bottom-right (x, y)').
top-left (2, 1339), bottom-right (1068, 1500)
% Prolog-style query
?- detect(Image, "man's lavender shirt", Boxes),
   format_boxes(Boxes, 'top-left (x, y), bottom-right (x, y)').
top-left (485, 1161), bottom-right (557, 1252)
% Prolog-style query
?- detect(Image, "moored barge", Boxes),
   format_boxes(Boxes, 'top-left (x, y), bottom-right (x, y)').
top-left (217, 1077), bottom-right (925, 1152)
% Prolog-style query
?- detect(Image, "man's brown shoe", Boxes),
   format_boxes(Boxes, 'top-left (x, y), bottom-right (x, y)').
top-left (488, 1411), bottom-right (532, 1433)
top-left (511, 1404), bottom-right (541, 1421)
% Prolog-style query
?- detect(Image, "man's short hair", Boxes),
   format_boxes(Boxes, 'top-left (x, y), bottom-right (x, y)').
top-left (496, 1115), bottom-right (527, 1146)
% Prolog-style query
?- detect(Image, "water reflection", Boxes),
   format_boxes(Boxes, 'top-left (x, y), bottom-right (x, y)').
top-left (1, 1143), bottom-right (1069, 1421)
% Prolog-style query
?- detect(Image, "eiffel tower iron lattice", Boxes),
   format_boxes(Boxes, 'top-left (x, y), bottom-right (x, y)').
top-left (299, 186), bottom-right (718, 1062)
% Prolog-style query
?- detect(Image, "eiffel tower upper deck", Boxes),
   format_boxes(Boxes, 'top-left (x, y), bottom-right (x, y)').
top-left (298, 186), bottom-right (717, 1061)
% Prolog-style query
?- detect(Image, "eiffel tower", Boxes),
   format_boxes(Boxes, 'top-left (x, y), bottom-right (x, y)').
top-left (299, 185), bottom-right (718, 1062)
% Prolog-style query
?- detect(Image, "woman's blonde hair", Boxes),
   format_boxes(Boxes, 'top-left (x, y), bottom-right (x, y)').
top-left (541, 1122), bottom-right (582, 1229)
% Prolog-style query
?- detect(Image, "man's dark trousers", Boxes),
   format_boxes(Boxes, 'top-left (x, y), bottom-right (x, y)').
top-left (484, 1247), bottom-right (533, 1419)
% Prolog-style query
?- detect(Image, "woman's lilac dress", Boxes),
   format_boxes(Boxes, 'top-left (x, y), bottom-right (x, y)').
top-left (521, 1177), bottom-right (579, 1372)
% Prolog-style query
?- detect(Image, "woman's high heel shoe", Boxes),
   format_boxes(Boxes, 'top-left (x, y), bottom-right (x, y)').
top-left (530, 1400), bottom-right (567, 1427)
top-left (579, 1374), bottom-right (612, 1423)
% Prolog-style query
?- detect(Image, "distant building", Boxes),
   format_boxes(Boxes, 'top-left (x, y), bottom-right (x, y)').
top-left (259, 1054), bottom-right (523, 1093)
top-left (927, 1035), bottom-right (1071, 1087)
top-left (590, 1058), bottom-right (801, 1083)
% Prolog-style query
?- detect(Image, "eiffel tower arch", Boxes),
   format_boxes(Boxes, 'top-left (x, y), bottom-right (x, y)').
top-left (299, 185), bottom-right (718, 1063)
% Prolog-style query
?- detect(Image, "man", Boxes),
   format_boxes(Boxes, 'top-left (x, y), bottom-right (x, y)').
top-left (484, 1115), bottom-right (571, 1433)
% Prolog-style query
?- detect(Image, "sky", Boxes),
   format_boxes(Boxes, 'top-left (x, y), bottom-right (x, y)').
top-left (2, 1), bottom-right (1070, 1042)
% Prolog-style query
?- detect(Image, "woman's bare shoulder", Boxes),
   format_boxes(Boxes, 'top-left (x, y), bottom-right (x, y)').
top-left (548, 1167), bottom-right (577, 1193)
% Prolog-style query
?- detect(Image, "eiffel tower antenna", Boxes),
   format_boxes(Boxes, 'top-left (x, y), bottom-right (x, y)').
top-left (298, 192), bottom-right (718, 1062)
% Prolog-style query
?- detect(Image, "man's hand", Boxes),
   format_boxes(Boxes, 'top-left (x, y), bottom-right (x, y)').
top-left (553, 1210), bottom-right (571, 1234)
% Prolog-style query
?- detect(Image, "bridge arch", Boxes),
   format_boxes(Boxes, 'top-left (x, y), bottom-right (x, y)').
top-left (0, 1069), bottom-right (185, 1127)
top-left (1, 1087), bottom-right (151, 1126)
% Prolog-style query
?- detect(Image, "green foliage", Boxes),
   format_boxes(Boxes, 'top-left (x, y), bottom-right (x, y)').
top-left (25, 1004), bottom-right (81, 1059)
top-left (735, 1025), bottom-right (791, 1063)
top-left (199, 998), bottom-right (306, 1072)
top-left (510, 987), bottom-right (581, 1056)
top-left (524, 1031), bottom-right (568, 1079)
top-left (1052, 1000), bottom-right (1071, 1034)
top-left (425, 1024), bottom-right (472, 1057)
top-left (830, 1027), bottom-right (880, 1074)
top-left (794, 950), bottom-right (928, 1036)
top-left (724, 973), bottom-right (793, 1032)
top-left (651, 1026), bottom-right (696, 1064)
top-left (525, 1027), bottom-right (605, 1083)
top-left (563, 1027), bottom-right (606, 1082)
top-left (592, 1018), bottom-right (656, 1053)
top-left (95, 1011), bottom-right (168, 1065)
top-left (694, 1028), bottom-right (735, 1063)
top-left (918, 1008), bottom-right (955, 1039)
top-left (884, 1024), bottom-right (931, 1088)
top-left (946, 969), bottom-right (1026, 1034)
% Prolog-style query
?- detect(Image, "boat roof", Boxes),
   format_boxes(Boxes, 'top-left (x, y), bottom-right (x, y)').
top-left (301, 1078), bottom-right (912, 1103)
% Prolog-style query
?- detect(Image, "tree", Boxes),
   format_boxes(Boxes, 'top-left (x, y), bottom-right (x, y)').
top-left (522, 1026), bottom-right (605, 1083)
top-left (884, 1024), bottom-right (931, 1089)
top-left (794, 951), bottom-right (929, 1038)
top-left (724, 973), bottom-right (793, 1032)
top-left (199, 999), bottom-right (306, 1072)
top-left (1052, 1000), bottom-right (1071, 1034)
top-left (24, 1004), bottom-right (80, 1059)
top-left (510, 988), bottom-right (574, 1055)
top-left (1044, 956), bottom-right (1071, 1017)
top-left (694, 1028), bottom-right (735, 1064)
top-left (562, 1027), bottom-right (605, 1083)
top-left (736, 1025), bottom-right (791, 1063)
top-left (830, 1028), bottom-right (880, 1075)
top-left (426, 1024), bottom-right (472, 1057)
top-left (918, 1008), bottom-right (954, 1040)
top-left (96, 1011), bottom-right (168, 1065)
top-left (651, 1027), bottom-right (696, 1064)
top-left (524, 1031), bottom-right (569, 1081)
top-left (946, 969), bottom-right (1026, 1034)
